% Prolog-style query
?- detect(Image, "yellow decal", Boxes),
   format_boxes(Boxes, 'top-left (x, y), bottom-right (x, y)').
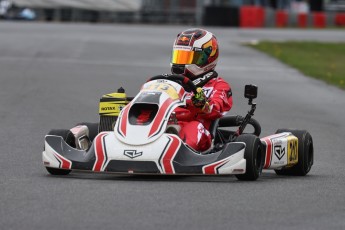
top-left (287, 135), bottom-right (298, 166)
top-left (99, 102), bottom-right (125, 116)
top-left (143, 83), bottom-right (179, 100)
top-left (102, 92), bottom-right (126, 99)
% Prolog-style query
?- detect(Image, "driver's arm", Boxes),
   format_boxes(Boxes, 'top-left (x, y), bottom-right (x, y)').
top-left (197, 79), bottom-right (233, 120)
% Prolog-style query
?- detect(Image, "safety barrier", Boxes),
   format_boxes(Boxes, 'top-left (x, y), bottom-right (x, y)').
top-left (335, 13), bottom-right (345, 26)
top-left (297, 13), bottom-right (308, 28)
top-left (313, 12), bottom-right (326, 28)
top-left (239, 6), bottom-right (345, 28)
top-left (240, 6), bottom-right (265, 28)
top-left (275, 10), bottom-right (288, 27)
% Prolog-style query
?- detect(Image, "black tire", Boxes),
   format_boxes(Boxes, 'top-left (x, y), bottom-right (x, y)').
top-left (235, 134), bottom-right (264, 181)
top-left (45, 129), bottom-right (73, 175)
top-left (76, 122), bottom-right (99, 141)
top-left (274, 129), bottom-right (313, 176)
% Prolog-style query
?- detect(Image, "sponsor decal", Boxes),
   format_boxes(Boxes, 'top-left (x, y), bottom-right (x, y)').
top-left (180, 36), bottom-right (189, 41)
top-left (176, 35), bottom-right (192, 46)
top-left (159, 74), bottom-right (171, 77)
top-left (124, 150), bottom-right (143, 159)
top-left (144, 83), bottom-right (179, 99)
top-left (101, 106), bottom-right (116, 111)
top-left (262, 133), bottom-right (290, 169)
top-left (202, 87), bottom-right (213, 98)
top-left (287, 136), bottom-right (298, 165)
top-left (173, 45), bottom-right (192, 51)
top-left (193, 72), bottom-right (214, 86)
top-left (99, 102), bottom-right (120, 111)
top-left (141, 91), bottom-right (160, 96)
top-left (274, 145), bottom-right (286, 160)
top-left (99, 102), bottom-right (125, 116)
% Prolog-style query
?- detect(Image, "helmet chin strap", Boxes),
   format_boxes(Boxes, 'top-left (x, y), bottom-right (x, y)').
top-left (192, 71), bottom-right (218, 88)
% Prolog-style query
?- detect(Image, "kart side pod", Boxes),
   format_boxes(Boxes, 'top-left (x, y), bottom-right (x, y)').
top-left (98, 87), bottom-right (131, 132)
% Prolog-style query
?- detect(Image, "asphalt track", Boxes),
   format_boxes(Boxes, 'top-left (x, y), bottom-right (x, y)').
top-left (1, 22), bottom-right (345, 230)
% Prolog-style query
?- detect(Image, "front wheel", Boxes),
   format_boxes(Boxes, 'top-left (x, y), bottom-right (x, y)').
top-left (235, 134), bottom-right (264, 181)
top-left (45, 129), bottom-right (73, 175)
top-left (274, 129), bottom-right (313, 176)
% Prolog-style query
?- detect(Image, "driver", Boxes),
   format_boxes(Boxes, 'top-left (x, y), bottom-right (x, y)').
top-left (170, 28), bottom-right (233, 152)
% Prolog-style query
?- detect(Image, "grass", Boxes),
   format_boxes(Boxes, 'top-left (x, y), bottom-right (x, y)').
top-left (247, 41), bottom-right (345, 89)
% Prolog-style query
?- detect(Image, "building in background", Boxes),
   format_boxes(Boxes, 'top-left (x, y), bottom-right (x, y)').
top-left (0, 0), bottom-right (343, 27)
top-left (0, 0), bottom-right (12, 19)
top-left (0, 0), bottom-right (142, 22)
top-left (325, 0), bottom-right (345, 11)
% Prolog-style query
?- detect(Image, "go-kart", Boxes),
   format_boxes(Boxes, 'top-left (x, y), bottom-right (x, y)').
top-left (42, 74), bottom-right (314, 180)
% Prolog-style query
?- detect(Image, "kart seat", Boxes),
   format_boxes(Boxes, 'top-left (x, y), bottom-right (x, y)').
top-left (209, 119), bottom-right (219, 139)
top-left (209, 116), bottom-right (242, 145)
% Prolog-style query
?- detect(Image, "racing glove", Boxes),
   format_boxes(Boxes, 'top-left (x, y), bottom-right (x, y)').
top-left (192, 87), bottom-right (208, 109)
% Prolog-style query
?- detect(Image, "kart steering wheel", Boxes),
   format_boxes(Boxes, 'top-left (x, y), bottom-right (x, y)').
top-left (148, 74), bottom-right (197, 94)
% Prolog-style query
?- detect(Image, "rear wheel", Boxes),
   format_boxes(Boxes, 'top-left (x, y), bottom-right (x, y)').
top-left (274, 129), bottom-right (313, 176)
top-left (45, 129), bottom-right (74, 175)
top-left (235, 134), bottom-right (264, 181)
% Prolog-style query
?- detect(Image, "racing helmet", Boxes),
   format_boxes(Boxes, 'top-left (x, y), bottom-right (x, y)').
top-left (171, 28), bottom-right (219, 79)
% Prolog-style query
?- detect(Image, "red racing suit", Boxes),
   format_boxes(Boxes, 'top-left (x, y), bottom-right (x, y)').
top-left (174, 75), bottom-right (233, 151)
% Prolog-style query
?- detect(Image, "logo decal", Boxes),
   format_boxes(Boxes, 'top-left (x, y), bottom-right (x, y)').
top-left (180, 36), bottom-right (189, 42)
top-left (193, 72), bottom-right (214, 86)
top-left (176, 35), bottom-right (192, 46)
top-left (101, 106), bottom-right (116, 111)
top-left (124, 150), bottom-right (143, 159)
top-left (274, 145), bottom-right (285, 160)
top-left (202, 87), bottom-right (213, 98)
top-left (288, 139), bottom-right (298, 163)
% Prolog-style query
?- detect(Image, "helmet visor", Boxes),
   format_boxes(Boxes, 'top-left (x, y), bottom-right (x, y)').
top-left (171, 49), bottom-right (207, 66)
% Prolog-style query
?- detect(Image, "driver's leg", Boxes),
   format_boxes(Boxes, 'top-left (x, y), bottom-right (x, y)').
top-left (179, 121), bottom-right (211, 152)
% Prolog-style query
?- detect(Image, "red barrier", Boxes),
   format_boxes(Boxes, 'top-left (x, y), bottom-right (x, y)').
top-left (240, 6), bottom-right (256, 27)
top-left (256, 7), bottom-right (265, 27)
top-left (335, 13), bottom-right (345, 26)
top-left (297, 13), bottom-right (308, 28)
top-left (313, 12), bottom-right (326, 28)
top-left (275, 10), bottom-right (288, 27)
top-left (240, 6), bottom-right (265, 28)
